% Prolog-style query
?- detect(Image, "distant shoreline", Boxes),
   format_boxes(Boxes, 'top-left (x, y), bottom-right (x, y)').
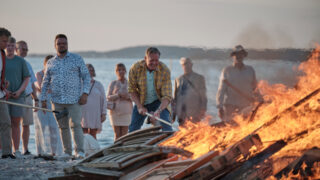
top-left (28, 45), bottom-right (312, 61)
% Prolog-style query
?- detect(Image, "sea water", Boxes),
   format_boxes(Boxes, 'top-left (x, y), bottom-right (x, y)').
top-left (25, 57), bottom-right (300, 154)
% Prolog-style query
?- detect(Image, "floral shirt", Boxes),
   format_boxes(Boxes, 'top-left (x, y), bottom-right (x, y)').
top-left (40, 52), bottom-right (91, 104)
top-left (128, 60), bottom-right (172, 104)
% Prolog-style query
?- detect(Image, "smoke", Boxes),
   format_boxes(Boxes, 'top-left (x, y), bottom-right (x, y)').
top-left (234, 23), bottom-right (275, 49)
top-left (308, 30), bottom-right (320, 48)
top-left (234, 23), bottom-right (295, 49)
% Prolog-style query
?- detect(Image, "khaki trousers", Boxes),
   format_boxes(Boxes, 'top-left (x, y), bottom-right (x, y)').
top-left (52, 103), bottom-right (84, 155)
top-left (0, 98), bottom-right (12, 155)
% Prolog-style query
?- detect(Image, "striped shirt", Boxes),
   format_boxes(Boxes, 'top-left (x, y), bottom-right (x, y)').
top-left (40, 52), bottom-right (91, 104)
top-left (128, 60), bottom-right (172, 104)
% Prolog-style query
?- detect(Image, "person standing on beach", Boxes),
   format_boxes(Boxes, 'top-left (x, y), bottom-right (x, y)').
top-left (172, 57), bottom-right (207, 125)
top-left (5, 37), bottom-right (30, 157)
top-left (16, 40), bottom-right (38, 155)
top-left (107, 63), bottom-right (133, 140)
top-left (81, 64), bottom-right (107, 139)
top-left (40, 34), bottom-right (91, 158)
top-left (35, 55), bottom-right (63, 156)
top-left (216, 45), bottom-right (262, 123)
top-left (128, 47), bottom-right (173, 132)
top-left (0, 27), bottom-right (16, 159)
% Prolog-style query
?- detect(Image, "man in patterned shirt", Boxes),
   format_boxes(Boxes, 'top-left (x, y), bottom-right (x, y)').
top-left (128, 47), bottom-right (173, 132)
top-left (40, 34), bottom-right (91, 158)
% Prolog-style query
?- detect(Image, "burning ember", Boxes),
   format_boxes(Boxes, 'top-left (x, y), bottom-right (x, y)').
top-left (160, 45), bottom-right (320, 162)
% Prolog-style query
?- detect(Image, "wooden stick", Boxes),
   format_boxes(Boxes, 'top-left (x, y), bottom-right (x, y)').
top-left (134, 155), bottom-right (179, 180)
top-left (170, 151), bottom-right (219, 180)
top-left (248, 101), bottom-right (264, 122)
top-left (145, 112), bottom-right (173, 126)
top-left (223, 79), bottom-right (255, 102)
top-left (251, 87), bottom-right (320, 134)
top-left (0, 99), bottom-right (57, 113)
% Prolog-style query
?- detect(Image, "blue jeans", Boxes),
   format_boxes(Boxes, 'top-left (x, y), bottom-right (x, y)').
top-left (129, 100), bottom-right (173, 132)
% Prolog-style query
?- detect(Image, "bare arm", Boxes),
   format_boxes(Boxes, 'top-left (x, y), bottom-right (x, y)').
top-left (216, 69), bottom-right (227, 120)
top-left (107, 81), bottom-right (119, 101)
top-left (130, 92), bottom-right (147, 115)
top-left (35, 71), bottom-right (43, 92)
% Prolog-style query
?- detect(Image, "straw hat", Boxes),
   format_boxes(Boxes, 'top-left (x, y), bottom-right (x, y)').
top-left (180, 57), bottom-right (192, 65)
top-left (230, 45), bottom-right (248, 57)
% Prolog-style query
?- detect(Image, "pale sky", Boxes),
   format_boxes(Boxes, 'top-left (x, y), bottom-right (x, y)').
top-left (1, 0), bottom-right (320, 54)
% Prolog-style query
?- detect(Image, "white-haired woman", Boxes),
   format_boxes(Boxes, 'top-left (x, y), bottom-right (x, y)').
top-left (81, 64), bottom-right (107, 139)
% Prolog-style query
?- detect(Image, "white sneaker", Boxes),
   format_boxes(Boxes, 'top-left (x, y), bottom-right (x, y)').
top-left (14, 150), bottom-right (22, 158)
top-left (75, 152), bottom-right (85, 159)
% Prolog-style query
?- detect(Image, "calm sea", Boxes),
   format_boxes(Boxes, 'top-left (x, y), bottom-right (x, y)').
top-left (25, 57), bottom-right (300, 154)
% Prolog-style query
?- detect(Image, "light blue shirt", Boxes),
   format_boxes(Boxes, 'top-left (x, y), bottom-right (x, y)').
top-left (144, 71), bottom-right (158, 105)
top-left (25, 60), bottom-right (36, 95)
top-left (40, 52), bottom-right (91, 104)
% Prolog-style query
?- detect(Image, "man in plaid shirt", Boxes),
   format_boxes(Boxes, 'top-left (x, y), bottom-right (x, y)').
top-left (128, 47), bottom-right (173, 132)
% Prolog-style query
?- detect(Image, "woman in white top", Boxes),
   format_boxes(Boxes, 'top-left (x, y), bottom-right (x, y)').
top-left (81, 64), bottom-right (107, 139)
top-left (107, 63), bottom-right (133, 141)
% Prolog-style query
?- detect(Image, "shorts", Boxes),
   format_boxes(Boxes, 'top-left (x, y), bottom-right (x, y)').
top-left (22, 95), bottom-right (34, 125)
top-left (8, 97), bottom-right (25, 118)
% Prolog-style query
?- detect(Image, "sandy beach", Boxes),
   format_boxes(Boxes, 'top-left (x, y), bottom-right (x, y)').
top-left (0, 155), bottom-right (77, 180)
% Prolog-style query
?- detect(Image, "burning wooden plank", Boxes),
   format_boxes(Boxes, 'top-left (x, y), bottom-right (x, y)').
top-left (220, 140), bottom-right (287, 180)
top-left (185, 134), bottom-right (264, 179)
top-left (273, 147), bottom-right (320, 179)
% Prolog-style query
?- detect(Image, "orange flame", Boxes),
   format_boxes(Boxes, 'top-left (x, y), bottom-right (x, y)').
top-left (160, 45), bottom-right (320, 161)
top-left (268, 162), bottom-right (320, 180)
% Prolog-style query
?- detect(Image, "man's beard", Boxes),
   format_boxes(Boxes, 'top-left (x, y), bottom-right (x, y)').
top-left (59, 49), bottom-right (67, 54)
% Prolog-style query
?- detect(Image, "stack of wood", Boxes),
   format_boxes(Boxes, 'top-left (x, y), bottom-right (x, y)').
top-left (54, 126), bottom-right (194, 179)
top-left (50, 88), bottom-right (320, 180)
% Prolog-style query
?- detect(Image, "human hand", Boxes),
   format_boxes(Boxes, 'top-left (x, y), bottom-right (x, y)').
top-left (41, 101), bottom-right (47, 114)
top-left (172, 113), bottom-right (176, 123)
top-left (101, 114), bottom-right (106, 123)
top-left (78, 93), bottom-right (88, 105)
top-left (148, 111), bottom-right (157, 125)
top-left (137, 106), bottom-right (147, 115)
top-left (11, 91), bottom-right (22, 99)
top-left (199, 110), bottom-right (206, 119)
top-left (218, 108), bottom-right (224, 120)
top-left (4, 90), bottom-right (12, 99)
top-left (34, 101), bottom-right (39, 112)
top-left (154, 109), bottom-right (161, 119)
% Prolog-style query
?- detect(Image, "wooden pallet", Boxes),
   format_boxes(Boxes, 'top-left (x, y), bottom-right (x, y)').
top-left (185, 134), bottom-right (264, 180)
top-left (63, 126), bottom-right (186, 179)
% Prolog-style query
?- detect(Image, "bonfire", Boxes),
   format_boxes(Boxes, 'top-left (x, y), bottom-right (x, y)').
top-left (159, 45), bottom-right (320, 179)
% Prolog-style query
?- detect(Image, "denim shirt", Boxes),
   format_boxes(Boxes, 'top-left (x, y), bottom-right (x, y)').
top-left (40, 52), bottom-right (91, 104)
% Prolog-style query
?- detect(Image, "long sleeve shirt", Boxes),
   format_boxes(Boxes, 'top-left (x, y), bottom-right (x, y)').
top-left (128, 60), bottom-right (172, 105)
top-left (216, 64), bottom-right (257, 109)
top-left (40, 52), bottom-right (91, 104)
top-left (173, 71), bottom-right (207, 120)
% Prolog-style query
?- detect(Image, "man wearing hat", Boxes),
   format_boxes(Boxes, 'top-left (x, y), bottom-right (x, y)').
top-left (172, 57), bottom-right (207, 125)
top-left (216, 45), bottom-right (261, 123)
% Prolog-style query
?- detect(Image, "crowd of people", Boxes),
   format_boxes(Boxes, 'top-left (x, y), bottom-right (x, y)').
top-left (0, 27), bottom-right (263, 159)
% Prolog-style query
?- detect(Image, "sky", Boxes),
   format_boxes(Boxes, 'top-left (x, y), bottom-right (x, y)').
top-left (1, 0), bottom-right (320, 54)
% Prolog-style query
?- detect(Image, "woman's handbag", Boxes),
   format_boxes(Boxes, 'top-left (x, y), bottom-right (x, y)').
top-left (107, 101), bottom-right (116, 110)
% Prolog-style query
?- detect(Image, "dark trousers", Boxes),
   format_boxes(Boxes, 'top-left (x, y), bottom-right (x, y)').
top-left (129, 100), bottom-right (172, 132)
